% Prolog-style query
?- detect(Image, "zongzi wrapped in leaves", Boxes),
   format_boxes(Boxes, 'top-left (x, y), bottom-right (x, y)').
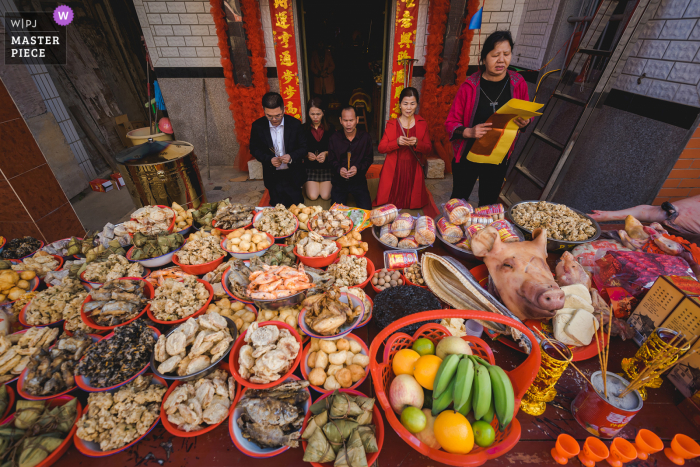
top-left (355, 409), bottom-right (373, 426)
top-left (334, 429), bottom-right (368, 467)
top-left (303, 429), bottom-right (336, 463)
top-left (18, 436), bottom-right (63, 467)
top-left (302, 411), bottom-right (328, 440)
top-left (37, 399), bottom-right (77, 434)
top-left (310, 397), bottom-right (332, 416)
top-left (322, 420), bottom-right (359, 452)
top-left (14, 402), bottom-right (45, 430)
top-left (354, 395), bottom-right (374, 412)
top-left (330, 392), bottom-right (363, 419)
top-left (356, 426), bottom-right (378, 453)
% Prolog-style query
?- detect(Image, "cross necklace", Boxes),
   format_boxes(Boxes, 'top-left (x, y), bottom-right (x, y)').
top-left (480, 79), bottom-right (509, 113)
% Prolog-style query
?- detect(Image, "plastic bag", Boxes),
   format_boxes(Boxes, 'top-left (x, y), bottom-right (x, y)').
top-left (379, 225), bottom-right (398, 247)
top-left (442, 198), bottom-right (473, 225)
top-left (391, 213), bottom-right (415, 238)
top-left (437, 218), bottom-right (462, 244)
top-left (489, 219), bottom-right (523, 243)
top-left (473, 203), bottom-right (505, 220)
top-left (330, 204), bottom-right (372, 232)
top-left (594, 250), bottom-right (696, 298)
top-left (414, 216), bottom-right (436, 245)
top-left (369, 204), bottom-right (398, 227)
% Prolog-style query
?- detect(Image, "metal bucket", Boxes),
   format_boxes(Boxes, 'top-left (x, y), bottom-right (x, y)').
top-left (122, 141), bottom-right (206, 209)
top-left (571, 371), bottom-right (643, 439)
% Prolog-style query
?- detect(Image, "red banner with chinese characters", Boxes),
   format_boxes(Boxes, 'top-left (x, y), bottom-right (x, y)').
top-left (388, 0), bottom-right (420, 119)
top-left (269, 0), bottom-right (302, 120)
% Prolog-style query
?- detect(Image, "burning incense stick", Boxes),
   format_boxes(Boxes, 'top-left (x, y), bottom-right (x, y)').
top-left (534, 328), bottom-right (593, 388)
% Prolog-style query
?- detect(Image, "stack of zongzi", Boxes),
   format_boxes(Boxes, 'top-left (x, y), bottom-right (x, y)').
top-left (302, 390), bottom-right (378, 466)
top-left (129, 232), bottom-right (184, 260)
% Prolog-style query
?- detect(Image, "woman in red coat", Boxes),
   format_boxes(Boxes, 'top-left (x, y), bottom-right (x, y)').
top-left (375, 87), bottom-right (432, 209)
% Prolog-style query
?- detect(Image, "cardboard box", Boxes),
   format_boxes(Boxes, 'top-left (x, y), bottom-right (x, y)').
top-left (110, 173), bottom-right (125, 190)
top-left (628, 275), bottom-right (700, 345)
top-left (89, 179), bottom-right (113, 192)
top-left (668, 339), bottom-right (700, 397)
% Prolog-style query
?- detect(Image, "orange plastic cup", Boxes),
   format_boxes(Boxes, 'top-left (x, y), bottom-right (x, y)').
top-left (634, 429), bottom-right (663, 460)
top-left (578, 437), bottom-right (610, 467)
top-left (607, 438), bottom-right (637, 467)
top-left (665, 434), bottom-right (700, 465)
top-left (551, 434), bottom-right (580, 464)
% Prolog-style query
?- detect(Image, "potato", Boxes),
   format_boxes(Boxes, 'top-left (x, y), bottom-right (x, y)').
top-left (327, 364), bottom-right (343, 376)
top-left (176, 215), bottom-right (184, 223)
top-left (229, 229), bottom-right (244, 239)
top-left (309, 338), bottom-right (320, 352)
top-left (336, 338), bottom-right (350, 351)
top-left (207, 304), bottom-right (221, 314)
top-left (241, 311), bottom-right (256, 322)
top-left (348, 339), bottom-right (362, 354)
top-left (307, 351), bottom-right (317, 368)
top-left (257, 241), bottom-right (271, 250)
top-left (328, 351), bottom-right (346, 366)
top-left (7, 288), bottom-right (24, 301)
top-left (230, 301), bottom-right (244, 312)
top-left (352, 354), bottom-right (370, 368)
top-left (336, 368), bottom-right (353, 388)
top-left (284, 315), bottom-right (296, 327)
top-left (233, 316), bottom-right (244, 330)
top-left (323, 375), bottom-right (340, 391)
top-left (319, 340), bottom-right (337, 354)
top-left (309, 367), bottom-right (327, 387)
top-left (239, 241), bottom-right (251, 251)
top-left (16, 280), bottom-right (30, 290)
top-left (251, 234), bottom-right (263, 244)
top-left (248, 244), bottom-right (257, 253)
top-left (348, 364), bottom-right (366, 383)
top-left (240, 233), bottom-right (252, 242)
top-left (229, 237), bottom-right (241, 245)
top-left (231, 245), bottom-right (241, 253)
top-left (315, 350), bottom-right (328, 370)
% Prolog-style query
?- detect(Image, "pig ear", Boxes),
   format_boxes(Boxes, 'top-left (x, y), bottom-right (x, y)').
top-left (471, 226), bottom-right (501, 257)
top-left (532, 228), bottom-right (548, 255)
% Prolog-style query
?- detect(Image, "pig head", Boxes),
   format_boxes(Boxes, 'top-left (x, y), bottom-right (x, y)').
top-left (472, 226), bottom-right (565, 321)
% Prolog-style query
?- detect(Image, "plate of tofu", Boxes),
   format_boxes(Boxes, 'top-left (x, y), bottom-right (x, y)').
top-left (474, 266), bottom-right (608, 362)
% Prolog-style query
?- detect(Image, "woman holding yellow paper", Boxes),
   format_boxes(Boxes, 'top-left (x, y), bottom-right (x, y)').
top-left (445, 30), bottom-right (531, 206)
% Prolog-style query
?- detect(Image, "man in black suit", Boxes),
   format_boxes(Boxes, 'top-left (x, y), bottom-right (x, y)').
top-left (249, 92), bottom-right (307, 207)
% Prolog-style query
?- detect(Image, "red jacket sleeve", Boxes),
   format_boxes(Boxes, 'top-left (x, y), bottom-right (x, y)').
top-left (445, 82), bottom-right (469, 138)
top-left (378, 121), bottom-right (399, 154)
top-left (416, 120), bottom-right (432, 154)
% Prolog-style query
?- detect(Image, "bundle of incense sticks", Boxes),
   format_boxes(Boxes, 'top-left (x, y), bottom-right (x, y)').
top-left (619, 331), bottom-right (696, 398)
top-left (533, 328), bottom-right (592, 388)
top-left (593, 307), bottom-right (614, 398)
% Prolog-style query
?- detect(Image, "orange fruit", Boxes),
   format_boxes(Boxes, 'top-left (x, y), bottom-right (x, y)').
top-left (433, 411), bottom-right (474, 454)
top-left (393, 349), bottom-right (421, 376)
top-left (413, 355), bottom-right (443, 390)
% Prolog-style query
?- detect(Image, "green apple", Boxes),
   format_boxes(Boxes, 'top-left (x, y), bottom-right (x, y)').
top-left (401, 406), bottom-right (428, 433)
top-left (472, 420), bottom-right (496, 447)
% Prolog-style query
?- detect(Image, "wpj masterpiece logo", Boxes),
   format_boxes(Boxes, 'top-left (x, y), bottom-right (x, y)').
top-left (3, 7), bottom-right (71, 65)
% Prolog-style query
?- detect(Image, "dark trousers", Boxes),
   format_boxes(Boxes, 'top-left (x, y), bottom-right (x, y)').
top-left (450, 156), bottom-right (509, 206)
top-left (265, 174), bottom-right (305, 208)
top-left (331, 177), bottom-right (372, 210)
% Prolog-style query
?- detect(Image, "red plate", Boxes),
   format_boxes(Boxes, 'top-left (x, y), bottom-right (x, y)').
top-left (147, 278), bottom-right (214, 325)
top-left (471, 264), bottom-right (609, 362)
top-left (80, 277), bottom-right (154, 331)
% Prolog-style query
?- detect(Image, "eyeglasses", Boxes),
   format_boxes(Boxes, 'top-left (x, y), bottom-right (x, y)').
top-left (266, 113), bottom-right (283, 120)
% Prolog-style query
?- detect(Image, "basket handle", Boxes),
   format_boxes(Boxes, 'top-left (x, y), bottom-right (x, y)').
top-left (368, 310), bottom-right (541, 401)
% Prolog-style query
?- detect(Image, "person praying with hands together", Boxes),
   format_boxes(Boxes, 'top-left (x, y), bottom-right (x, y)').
top-left (328, 105), bottom-right (374, 209)
top-left (445, 30), bottom-right (531, 206)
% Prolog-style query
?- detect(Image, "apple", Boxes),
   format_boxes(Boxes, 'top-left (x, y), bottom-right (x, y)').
top-left (414, 408), bottom-right (442, 449)
top-left (389, 374), bottom-right (424, 414)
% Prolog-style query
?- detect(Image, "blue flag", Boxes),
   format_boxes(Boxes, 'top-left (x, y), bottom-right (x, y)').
top-left (469, 7), bottom-right (483, 30)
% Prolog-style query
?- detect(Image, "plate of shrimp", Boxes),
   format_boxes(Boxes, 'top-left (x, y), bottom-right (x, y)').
top-left (247, 264), bottom-right (314, 310)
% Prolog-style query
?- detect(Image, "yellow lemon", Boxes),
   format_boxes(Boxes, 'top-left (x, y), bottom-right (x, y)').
top-left (413, 355), bottom-right (442, 390)
top-left (392, 348), bottom-right (421, 376)
top-left (433, 411), bottom-right (474, 454)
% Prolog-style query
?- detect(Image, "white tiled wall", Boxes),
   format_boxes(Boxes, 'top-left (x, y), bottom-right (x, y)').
top-left (613, 0), bottom-right (700, 107)
top-left (134, 0), bottom-right (222, 67)
top-left (510, 0), bottom-right (561, 69)
top-left (414, 0), bottom-right (430, 66)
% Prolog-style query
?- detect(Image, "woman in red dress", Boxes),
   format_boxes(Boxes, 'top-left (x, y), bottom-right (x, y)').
top-left (375, 87), bottom-right (432, 209)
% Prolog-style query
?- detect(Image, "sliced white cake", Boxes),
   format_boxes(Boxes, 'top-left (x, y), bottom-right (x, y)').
top-left (564, 309), bottom-right (599, 346)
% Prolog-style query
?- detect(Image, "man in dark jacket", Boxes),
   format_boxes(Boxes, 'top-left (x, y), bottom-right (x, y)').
top-left (249, 92), bottom-right (307, 207)
top-left (328, 105), bottom-right (373, 209)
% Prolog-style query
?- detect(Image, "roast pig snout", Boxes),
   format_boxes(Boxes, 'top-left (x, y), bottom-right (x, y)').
top-left (537, 287), bottom-right (566, 311)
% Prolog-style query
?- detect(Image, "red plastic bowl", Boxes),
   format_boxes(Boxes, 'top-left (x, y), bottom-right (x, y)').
top-left (298, 292), bottom-right (364, 340)
top-left (129, 205), bottom-right (176, 234)
top-left (18, 300), bottom-right (63, 328)
top-left (212, 217), bottom-right (254, 234)
top-left (147, 278), bottom-right (214, 325)
top-left (17, 240), bottom-right (45, 260)
top-left (75, 326), bottom-right (161, 392)
top-left (160, 363), bottom-right (237, 438)
top-left (1, 385), bottom-right (14, 421)
top-left (330, 255), bottom-right (375, 290)
top-left (300, 333), bottom-right (369, 393)
top-left (1, 395), bottom-right (81, 467)
top-left (79, 267), bottom-right (151, 288)
top-left (354, 294), bottom-right (373, 329)
top-left (253, 210), bottom-right (299, 240)
top-left (402, 267), bottom-right (427, 288)
top-left (74, 375), bottom-right (166, 457)
top-left (369, 312), bottom-right (540, 467)
top-left (0, 329), bottom-right (59, 384)
top-left (293, 241), bottom-right (341, 268)
top-left (229, 321), bottom-right (303, 389)
top-left (80, 277), bottom-right (154, 331)
top-left (62, 321), bottom-right (108, 337)
top-left (172, 251), bottom-right (225, 275)
top-left (221, 232), bottom-right (275, 259)
top-left (17, 334), bottom-right (102, 400)
top-left (301, 388), bottom-right (384, 467)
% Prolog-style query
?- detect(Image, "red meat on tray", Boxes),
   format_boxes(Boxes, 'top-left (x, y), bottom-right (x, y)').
top-left (594, 250), bottom-right (696, 298)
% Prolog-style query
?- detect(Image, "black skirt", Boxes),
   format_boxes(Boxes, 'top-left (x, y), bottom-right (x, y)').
top-left (306, 168), bottom-right (332, 182)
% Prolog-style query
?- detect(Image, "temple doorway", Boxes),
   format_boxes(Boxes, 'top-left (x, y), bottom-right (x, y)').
top-left (299, 0), bottom-right (390, 142)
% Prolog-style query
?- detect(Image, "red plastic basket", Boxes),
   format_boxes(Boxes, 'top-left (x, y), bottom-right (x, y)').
top-left (369, 310), bottom-right (540, 467)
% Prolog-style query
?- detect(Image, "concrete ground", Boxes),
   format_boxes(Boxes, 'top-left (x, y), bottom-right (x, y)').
top-left (70, 162), bottom-right (477, 231)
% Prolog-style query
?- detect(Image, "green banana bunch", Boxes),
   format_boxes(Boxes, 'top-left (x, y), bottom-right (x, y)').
top-left (453, 357), bottom-right (474, 416)
top-left (432, 377), bottom-right (455, 416)
top-left (471, 356), bottom-right (515, 431)
top-left (470, 358), bottom-right (492, 420)
top-left (433, 354), bottom-right (460, 400)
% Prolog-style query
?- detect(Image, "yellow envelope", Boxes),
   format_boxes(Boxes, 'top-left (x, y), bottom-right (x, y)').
top-left (466, 99), bottom-right (543, 165)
